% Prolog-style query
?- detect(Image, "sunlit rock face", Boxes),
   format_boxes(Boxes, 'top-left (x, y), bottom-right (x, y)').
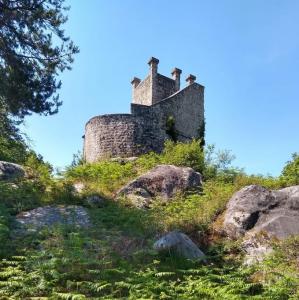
top-left (116, 165), bottom-right (202, 208)
top-left (16, 205), bottom-right (91, 232)
top-left (223, 184), bottom-right (299, 263)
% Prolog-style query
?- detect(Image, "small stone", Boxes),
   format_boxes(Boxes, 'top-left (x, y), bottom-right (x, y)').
top-left (153, 231), bottom-right (206, 261)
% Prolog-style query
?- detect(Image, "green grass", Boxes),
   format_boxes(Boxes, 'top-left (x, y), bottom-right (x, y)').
top-left (0, 213), bottom-right (297, 299)
top-left (0, 141), bottom-right (298, 299)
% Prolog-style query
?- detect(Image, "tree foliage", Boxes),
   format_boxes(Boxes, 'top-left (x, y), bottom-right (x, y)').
top-left (0, 100), bottom-right (28, 162)
top-left (0, 0), bottom-right (78, 118)
top-left (280, 153), bottom-right (299, 186)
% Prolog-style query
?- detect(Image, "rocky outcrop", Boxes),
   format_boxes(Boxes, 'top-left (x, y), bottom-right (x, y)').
top-left (0, 161), bottom-right (25, 181)
top-left (16, 205), bottom-right (91, 232)
top-left (223, 185), bottom-right (299, 263)
top-left (117, 165), bottom-right (202, 208)
top-left (153, 231), bottom-right (206, 261)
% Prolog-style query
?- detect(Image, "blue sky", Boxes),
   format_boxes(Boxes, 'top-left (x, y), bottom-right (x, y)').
top-left (23, 0), bottom-right (299, 175)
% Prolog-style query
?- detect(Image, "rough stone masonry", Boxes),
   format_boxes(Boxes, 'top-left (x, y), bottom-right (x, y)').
top-left (83, 57), bottom-right (205, 162)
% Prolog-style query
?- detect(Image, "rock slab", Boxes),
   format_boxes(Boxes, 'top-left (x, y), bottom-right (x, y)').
top-left (0, 161), bottom-right (25, 181)
top-left (223, 184), bottom-right (299, 263)
top-left (16, 205), bottom-right (91, 231)
top-left (153, 231), bottom-right (206, 261)
top-left (117, 165), bottom-right (202, 208)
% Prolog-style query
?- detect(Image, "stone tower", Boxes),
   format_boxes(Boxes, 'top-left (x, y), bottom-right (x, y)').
top-left (83, 57), bottom-right (205, 162)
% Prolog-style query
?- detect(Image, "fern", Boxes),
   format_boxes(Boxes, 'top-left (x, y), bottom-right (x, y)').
top-left (53, 292), bottom-right (86, 300)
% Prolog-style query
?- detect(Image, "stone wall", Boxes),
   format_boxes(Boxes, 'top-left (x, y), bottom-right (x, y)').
top-left (154, 74), bottom-right (176, 104)
top-left (84, 114), bottom-right (160, 162)
top-left (131, 82), bottom-right (204, 143)
top-left (132, 73), bottom-right (176, 106)
top-left (152, 83), bottom-right (205, 141)
top-left (84, 83), bottom-right (204, 162)
top-left (132, 75), bottom-right (152, 106)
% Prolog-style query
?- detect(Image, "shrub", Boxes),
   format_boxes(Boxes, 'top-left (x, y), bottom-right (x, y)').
top-left (161, 139), bottom-right (205, 173)
top-left (203, 144), bottom-right (243, 182)
top-left (255, 236), bottom-right (299, 299)
top-left (24, 152), bottom-right (54, 187)
top-left (135, 151), bottom-right (161, 173)
top-left (0, 204), bottom-right (11, 257)
top-left (65, 161), bottom-right (137, 196)
top-left (0, 136), bottom-right (28, 164)
top-left (280, 153), bottom-right (299, 186)
top-left (0, 180), bottom-right (44, 213)
top-left (151, 180), bottom-right (235, 233)
top-left (0, 152), bottom-right (80, 213)
top-left (234, 174), bottom-right (283, 190)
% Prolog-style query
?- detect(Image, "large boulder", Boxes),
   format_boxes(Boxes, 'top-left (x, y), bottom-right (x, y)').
top-left (222, 185), bottom-right (299, 263)
top-left (0, 161), bottom-right (25, 181)
top-left (153, 231), bottom-right (206, 261)
top-left (117, 165), bottom-right (202, 208)
top-left (16, 205), bottom-right (91, 232)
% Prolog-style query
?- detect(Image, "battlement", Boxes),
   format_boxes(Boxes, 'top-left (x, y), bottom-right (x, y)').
top-left (131, 57), bottom-right (197, 106)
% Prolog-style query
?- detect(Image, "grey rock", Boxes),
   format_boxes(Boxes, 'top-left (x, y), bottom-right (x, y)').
top-left (223, 184), bottom-right (299, 263)
top-left (117, 165), bottom-right (202, 208)
top-left (153, 231), bottom-right (206, 261)
top-left (123, 188), bottom-right (152, 209)
top-left (16, 205), bottom-right (91, 232)
top-left (223, 185), bottom-right (274, 239)
top-left (223, 185), bottom-right (299, 239)
top-left (86, 195), bottom-right (105, 207)
top-left (242, 233), bottom-right (273, 265)
top-left (0, 161), bottom-right (25, 181)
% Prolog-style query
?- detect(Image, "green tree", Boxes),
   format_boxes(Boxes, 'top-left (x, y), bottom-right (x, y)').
top-left (0, 0), bottom-right (79, 118)
top-left (162, 139), bottom-right (205, 173)
top-left (280, 153), bottom-right (299, 186)
top-left (0, 100), bottom-right (27, 162)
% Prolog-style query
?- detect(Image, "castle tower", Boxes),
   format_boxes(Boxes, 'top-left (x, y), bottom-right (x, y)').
top-left (131, 57), bottom-right (181, 106)
top-left (84, 57), bottom-right (205, 162)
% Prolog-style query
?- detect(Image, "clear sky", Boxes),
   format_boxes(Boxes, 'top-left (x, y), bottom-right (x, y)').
top-left (22, 0), bottom-right (299, 175)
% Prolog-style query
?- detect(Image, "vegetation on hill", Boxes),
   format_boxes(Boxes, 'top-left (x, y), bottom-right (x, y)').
top-left (0, 141), bottom-right (298, 299)
top-left (1, 2), bottom-right (298, 297)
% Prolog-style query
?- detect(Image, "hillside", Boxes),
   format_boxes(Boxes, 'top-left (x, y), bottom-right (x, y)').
top-left (0, 140), bottom-right (298, 299)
